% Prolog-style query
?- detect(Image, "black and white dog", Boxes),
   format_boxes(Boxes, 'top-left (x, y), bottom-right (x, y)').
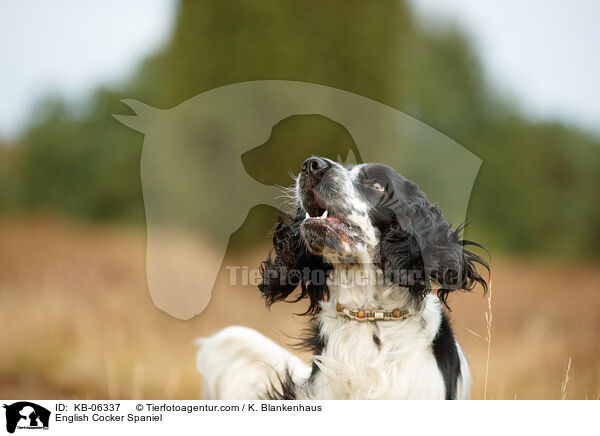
top-left (197, 157), bottom-right (488, 399)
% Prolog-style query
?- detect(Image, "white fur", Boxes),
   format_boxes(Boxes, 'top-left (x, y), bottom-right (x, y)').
top-left (299, 287), bottom-right (444, 399)
top-left (196, 326), bottom-right (311, 399)
top-left (196, 291), bottom-right (471, 399)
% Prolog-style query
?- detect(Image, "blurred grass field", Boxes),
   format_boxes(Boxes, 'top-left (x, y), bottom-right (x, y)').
top-left (0, 215), bottom-right (598, 400)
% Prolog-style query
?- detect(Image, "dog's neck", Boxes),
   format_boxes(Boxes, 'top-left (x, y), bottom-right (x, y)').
top-left (306, 263), bottom-right (440, 400)
top-left (326, 263), bottom-right (417, 312)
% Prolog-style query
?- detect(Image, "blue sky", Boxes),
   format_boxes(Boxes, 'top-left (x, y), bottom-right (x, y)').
top-left (0, 0), bottom-right (598, 140)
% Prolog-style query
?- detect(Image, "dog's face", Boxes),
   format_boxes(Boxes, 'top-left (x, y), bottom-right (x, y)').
top-left (297, 157), bottom-right (418, 263)
top-left (259, 157), bottom-right (488, 313)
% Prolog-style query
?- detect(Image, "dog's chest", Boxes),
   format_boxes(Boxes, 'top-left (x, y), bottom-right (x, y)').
top-left (305, 301), bottom-right (446, 399)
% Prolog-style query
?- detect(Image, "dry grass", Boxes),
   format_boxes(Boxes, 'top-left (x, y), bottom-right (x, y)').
top-left (0, 215), bottom-right (599, 399)
top-left (561, 357), bottom-right (572, 400)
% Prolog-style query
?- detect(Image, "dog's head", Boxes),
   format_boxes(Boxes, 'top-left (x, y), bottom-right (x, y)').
top-left (259, 157), bottom-right (488, 313)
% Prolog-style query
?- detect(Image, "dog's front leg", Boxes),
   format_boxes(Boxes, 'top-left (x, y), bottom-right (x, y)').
top-left (196, 326), bottom-right (311, 399)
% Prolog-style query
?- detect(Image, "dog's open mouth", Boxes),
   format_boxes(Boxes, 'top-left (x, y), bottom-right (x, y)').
top-left (301, 192), bottom-right (354, 240)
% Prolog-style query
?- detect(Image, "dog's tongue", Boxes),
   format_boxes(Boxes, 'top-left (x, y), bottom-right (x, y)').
top-left (304, 212), bottom-right (353, 239)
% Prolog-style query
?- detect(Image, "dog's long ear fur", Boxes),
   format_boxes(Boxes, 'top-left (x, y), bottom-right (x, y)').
top-left (376, 196), bottom-right (488, 307)
top-left (259, 210), bottom-right (331, 315)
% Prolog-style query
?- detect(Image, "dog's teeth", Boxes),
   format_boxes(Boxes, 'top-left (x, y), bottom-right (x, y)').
top-left (321, 210), bottom-right (328, 219)
top-left (305, 212), bottom-right (310, 219)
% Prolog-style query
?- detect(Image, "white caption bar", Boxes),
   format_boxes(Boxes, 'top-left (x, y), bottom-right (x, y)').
top-left (1, 400), bottom-right (596, 436)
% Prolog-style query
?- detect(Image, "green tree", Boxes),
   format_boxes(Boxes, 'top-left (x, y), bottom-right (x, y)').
top-left (3, 0), bottom-right (599, 256)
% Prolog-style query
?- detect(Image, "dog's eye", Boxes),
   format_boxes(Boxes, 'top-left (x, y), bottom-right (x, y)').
top-left (367, 181), bottom-right (385, 192)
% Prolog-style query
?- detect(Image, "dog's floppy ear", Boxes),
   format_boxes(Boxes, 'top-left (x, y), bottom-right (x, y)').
top-left (259, 210), bottom-right (331, 315)
top-left (376, 196), bottom-right (488, 307)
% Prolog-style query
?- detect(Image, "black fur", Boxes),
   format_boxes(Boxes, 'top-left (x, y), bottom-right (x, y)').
top-left (264, 320), bottom-right (325, 400)
top-left (263, 368), bottom-right (298, 400)
top-left (292, 320), bottom-right (325, 355)
top-left (259, 209), bottom-right (332, 398)
top-left (291, 320), bottom-right (325, 385)
top-left (372, 332), bottom-right (382, 350)
top-left (259, 210), bottom-right (332, 315)
top-left (432, 312), bottom-right (461, 400)
top-left (375, 195), bottom-right (489, 307)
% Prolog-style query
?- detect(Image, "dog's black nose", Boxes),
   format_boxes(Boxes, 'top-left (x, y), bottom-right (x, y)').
top-left (302, 157), bottom-right (330, 176)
